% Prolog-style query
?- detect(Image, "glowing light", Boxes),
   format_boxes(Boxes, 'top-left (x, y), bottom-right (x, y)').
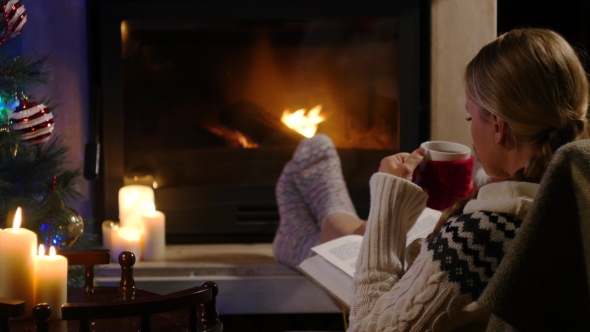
top-left (116, 226), bottom-right (141, 242)
top-left (123, 189), bottom-right (139, 208)
top-left (12, 207), bottom-right (22, 231)
top-left (121, 21), bottom-right (129, 43)
top-left (0, 95), bottom-right (19, 123)
top-left (146, 202), bottom-right (156, 214)
top-left (236, 131), bottom-right (258, 148)
top-left (206, 126), bottom-right (259, 148)
top-left (38, 244), bottom-right (45, 256)
top-left (49, 246), bottom-right (57, 257)
top-left (281, 105), bottom-right (325, 138)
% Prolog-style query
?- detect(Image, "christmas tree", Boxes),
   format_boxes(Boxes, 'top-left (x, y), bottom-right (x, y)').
top-left (0, 0), bottom-right (87, 249)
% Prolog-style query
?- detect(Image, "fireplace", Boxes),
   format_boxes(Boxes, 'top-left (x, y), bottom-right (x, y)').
top-left (88, 0), bottom-right (430, 243)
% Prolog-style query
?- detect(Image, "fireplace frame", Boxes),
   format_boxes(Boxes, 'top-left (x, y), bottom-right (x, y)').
top-left (87, 0), bottom-right (430, 243)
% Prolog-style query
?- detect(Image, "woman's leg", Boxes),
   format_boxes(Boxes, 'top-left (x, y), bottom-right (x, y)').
top-left (272, 160), bottom-right (319, 268)
top-left (320, 212), bottom-right (366, 244)
top-left (272, 134), bottom-right (362, 268)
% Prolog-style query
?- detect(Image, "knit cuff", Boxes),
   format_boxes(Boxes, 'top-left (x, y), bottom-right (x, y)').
top-left (361, 173), bottom-right (428, 272)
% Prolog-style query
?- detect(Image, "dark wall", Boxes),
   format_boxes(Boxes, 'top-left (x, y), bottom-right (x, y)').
top-left (498, 0), bottom-right (590, 68)
top-left (20, 0), bottom-right (92, 219)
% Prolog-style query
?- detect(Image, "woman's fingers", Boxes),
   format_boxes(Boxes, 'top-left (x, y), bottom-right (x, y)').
top-left (378, 147), bottom-right (425, 181)
top-left (404, 147), bottom-right (426, 169)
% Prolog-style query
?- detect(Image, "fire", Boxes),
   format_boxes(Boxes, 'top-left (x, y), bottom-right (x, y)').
top-left (207, 126), bottom-right (259, 148)
top-left (281, 105), bottom-right (325, 138)
top-left (235, 131), bottom-right (259, 148)
top-left (12, 207), bottom-right (22, 231)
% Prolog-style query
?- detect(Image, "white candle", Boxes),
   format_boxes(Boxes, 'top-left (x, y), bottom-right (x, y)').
top-left (35, 245), bottom-right (67, 320)
top-left (110, 226), bottom-right (142, 262)
top-left (101, 220), bottom-right (119, 249)
top-left (141, 203), bottom-right (166, 261)
top-left (118, 185), bottom-right (154, 228)
top-left (0, 207), bottom-right (37, 318)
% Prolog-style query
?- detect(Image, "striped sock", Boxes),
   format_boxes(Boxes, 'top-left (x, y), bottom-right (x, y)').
top-left (272, 161), bottom-right (321, 269)
top-left (272, 134), bottom-right (358, 269)
top-left (291, 134), bottom-right (358, 226)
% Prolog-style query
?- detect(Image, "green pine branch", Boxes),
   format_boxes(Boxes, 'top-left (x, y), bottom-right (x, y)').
top-left (0, 54), bottom-right (49, 93)
top-left (0, 132), bottom-right (82, 235)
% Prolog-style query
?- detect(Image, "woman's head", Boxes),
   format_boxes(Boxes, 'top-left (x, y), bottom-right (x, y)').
top-left (465, 28), bottom-right (589, 182)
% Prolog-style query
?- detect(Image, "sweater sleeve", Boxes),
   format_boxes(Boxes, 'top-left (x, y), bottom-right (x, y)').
top-left (348, 172), bottom-right (428, 328)
top-left (348, 174), bottom-right (517, 331)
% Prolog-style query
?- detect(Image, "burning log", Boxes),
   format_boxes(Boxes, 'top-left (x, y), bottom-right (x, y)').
top-left (219, 100), bottom-right (305, 146)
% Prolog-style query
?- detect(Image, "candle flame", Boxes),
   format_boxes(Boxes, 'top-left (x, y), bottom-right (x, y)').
top-left (12, 207), bottom-right (22, 231)
top-left (49, 246), bottom-right (57, 257)
top-left (281, 105), bottom-right (325, 138)
top-left (38, 244), bottom-right (45, 256)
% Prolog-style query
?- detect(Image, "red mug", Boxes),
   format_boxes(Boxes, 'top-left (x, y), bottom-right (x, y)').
top-left (416, 141), bottom-right (474, 211)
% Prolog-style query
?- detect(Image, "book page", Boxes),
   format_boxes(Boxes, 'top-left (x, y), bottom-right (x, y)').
top-left (309, 208), bottom-right (441, 278)
top-left (406, 207), bottom-right (442, 244)
top-left (298, 255), bottom-right (353, 307)
top-left (311, 235), bottom-right (363, 278)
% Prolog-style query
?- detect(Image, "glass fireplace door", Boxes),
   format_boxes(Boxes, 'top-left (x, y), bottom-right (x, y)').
top-left (91, 0), bottom-right (426, 243)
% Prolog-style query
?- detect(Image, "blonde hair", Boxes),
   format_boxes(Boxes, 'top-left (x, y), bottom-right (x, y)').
top-left (430, 28), bottom-right (590, 237)
top-left (466, 28), bottom-right (589, 182)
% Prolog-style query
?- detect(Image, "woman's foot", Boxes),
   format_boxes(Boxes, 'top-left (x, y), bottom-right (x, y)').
top-left (290, 134), bottom-right (358, 227)
top-left (272, 134), bottom-right (360, 268)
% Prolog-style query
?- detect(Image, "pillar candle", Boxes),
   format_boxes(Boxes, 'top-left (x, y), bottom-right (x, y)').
top-left (35, 245), bottom-right (67, 320)
top-left (101, 220), bottom-right (119, 249)
top-left (118, 185), bottom-right (154, 228)
top-left (110, 226), bottom-right (142, 262)
top-left (141, 203), bottom-right (166, 261)
top-left (0, 207), bottom-right (37, 318)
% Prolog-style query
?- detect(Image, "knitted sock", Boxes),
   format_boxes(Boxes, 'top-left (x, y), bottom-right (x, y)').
top-left (291, 134), bottom-right (358, 227)
top-left (272, 161), bottom-right (320, 269)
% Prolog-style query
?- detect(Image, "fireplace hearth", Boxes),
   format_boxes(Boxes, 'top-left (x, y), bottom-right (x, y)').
top-left (89, 0), bottom-right (429, 243)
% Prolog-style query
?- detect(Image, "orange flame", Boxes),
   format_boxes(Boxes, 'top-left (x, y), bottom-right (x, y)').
top-left (49, 246), bottom-right (57, 257)
top-left (281, 105), bottom-right (325, 138)
top-left (12, 207), bottom-right (22, 231)
top-left (207, 126), bottom-right (259, 148)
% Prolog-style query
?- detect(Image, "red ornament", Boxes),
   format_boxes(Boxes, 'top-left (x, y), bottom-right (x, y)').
top-left (0, 0), bottom-right (26, 46)
top-left (9, 98), bottom-right (54, 145)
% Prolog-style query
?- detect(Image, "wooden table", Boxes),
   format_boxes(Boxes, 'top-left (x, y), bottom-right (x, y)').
top-left (9, 287), bottom-right (193, 332)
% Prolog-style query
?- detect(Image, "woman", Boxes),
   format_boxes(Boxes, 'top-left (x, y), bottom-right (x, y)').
top-left (273, 28), bottom-right (588, 330)
top-left (349, 28), bottom-right (588, 330)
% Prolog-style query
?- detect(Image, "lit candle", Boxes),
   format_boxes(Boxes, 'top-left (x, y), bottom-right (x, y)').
top-left (0, 207), bottom-right (37, 318)
top-left (118, 185), bottom-right (154, 228)
top-left (35, 245), bottom-right (67, 320)
top-left (141, 203), bottom-right (166, 261)
top-left (110, 226), bottom-right (142, 262)
top-left (101, 220), bottom-right (119, 249)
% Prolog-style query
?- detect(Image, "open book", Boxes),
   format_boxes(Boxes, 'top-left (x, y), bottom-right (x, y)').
top-left (298, 207), bottom-right (442, 307)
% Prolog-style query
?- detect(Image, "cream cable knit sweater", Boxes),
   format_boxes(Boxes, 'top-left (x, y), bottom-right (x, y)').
top-left (348, 173), bottom-right (539, 332)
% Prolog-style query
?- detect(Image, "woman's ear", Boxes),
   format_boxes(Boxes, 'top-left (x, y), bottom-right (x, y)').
top-left (490, 114), bottom-right (507, 144)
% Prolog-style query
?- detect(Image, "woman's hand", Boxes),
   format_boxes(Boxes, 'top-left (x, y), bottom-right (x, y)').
top-left (378, 147), bottom-right (425, 181)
